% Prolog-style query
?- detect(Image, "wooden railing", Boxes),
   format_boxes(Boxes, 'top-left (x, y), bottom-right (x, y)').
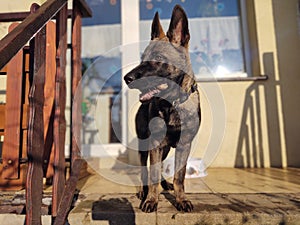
top-left (0, 0), bottom-right (91, 224)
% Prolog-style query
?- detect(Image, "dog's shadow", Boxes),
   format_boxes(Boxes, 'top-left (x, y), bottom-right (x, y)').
top-left (161, 191), bottom-right (178, 209)
top-left (92, 197), bottom-right (136, 225)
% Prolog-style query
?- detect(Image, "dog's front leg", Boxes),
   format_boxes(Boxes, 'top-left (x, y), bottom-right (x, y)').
top-left (174, 142), bottom-right (193, 212)
top-left (137, 150), bottom-right (149, 202)
top-left (140, 147), bottom-right (162, 213)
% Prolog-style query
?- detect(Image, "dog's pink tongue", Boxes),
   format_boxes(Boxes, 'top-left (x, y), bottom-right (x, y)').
top-left (140, 89), bottom-right (160, 102)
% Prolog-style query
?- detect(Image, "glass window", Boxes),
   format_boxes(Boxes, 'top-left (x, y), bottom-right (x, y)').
top-left (139, 0), bottom-right (247, 78)
top-left (82, 0), bottom-right (122, 144)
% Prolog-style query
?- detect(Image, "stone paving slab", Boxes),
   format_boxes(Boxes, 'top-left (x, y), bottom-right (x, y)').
top-left (0, 192), bottom-right (53, 215)
top-left (69, 192), bottom-right (300, 225)
top-left (0, 215), bottom-right (51, 225)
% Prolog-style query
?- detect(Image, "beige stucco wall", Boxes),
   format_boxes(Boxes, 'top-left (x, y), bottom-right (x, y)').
top-left (0, 0), bottom-right (46, 38)
top-left (192, 0), bottom-right (300, 168)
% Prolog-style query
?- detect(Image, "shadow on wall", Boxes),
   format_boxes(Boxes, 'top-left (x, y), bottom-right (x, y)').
top-left (235, 53), bottom-right (283, 168)
top-left (272, 0), bottom-right (300, 167)
top-left (235, 0), bottom-right (300, 168)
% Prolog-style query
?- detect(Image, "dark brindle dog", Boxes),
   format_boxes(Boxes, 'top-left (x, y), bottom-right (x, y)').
top-left (124, 5), bottom-right (201, 213)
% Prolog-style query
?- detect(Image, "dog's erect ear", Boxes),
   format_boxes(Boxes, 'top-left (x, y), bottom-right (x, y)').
top-left (151, 12), bottom-right (166, 40)
top-left (167, 5), bottom-right (190, 47)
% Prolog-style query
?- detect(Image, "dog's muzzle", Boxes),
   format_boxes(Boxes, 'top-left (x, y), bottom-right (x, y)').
top-left (124, 73), bottom-right (136, 86)
top-left (124, 71), bottom-right (169, 102)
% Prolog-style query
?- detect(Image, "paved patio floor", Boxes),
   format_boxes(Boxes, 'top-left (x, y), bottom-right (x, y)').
top-left (68, 163), bottom-right (300, 225)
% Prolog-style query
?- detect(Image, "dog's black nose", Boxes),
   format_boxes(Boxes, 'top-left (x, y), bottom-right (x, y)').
top-left (124, 73), bottom-right (135, 85)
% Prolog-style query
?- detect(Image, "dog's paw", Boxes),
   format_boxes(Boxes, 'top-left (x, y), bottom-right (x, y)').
top-left (140, 199), bottom-right (158, 213)
top-left (176, 199), bottom-right (194, 212)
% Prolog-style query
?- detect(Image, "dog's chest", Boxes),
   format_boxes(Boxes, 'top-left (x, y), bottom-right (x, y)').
top-left (176, 91), bottom-right (200, 116)
top-left (169, 91), bottom-right (201, 132)
top-left (149, 91), bottom-right (200, 128)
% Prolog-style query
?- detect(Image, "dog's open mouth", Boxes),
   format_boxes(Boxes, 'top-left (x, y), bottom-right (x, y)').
top-left (139, 83), bottom-right (168, 102)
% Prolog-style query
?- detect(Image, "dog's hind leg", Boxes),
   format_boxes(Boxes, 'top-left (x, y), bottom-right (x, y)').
top-left (161, 176), bottom-right (174, 191)
top-left (173, 142), bottom-right (193, 212)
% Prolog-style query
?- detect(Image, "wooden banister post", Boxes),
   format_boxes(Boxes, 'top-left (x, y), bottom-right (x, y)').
top-left (52, 2), bottom-right (68, 219)
top-left (2, 23), bottom-right (23, 180)
top-left (26, 22), bottom-right (46, 225)
top-left (71, 0), bottom-right (83, 165)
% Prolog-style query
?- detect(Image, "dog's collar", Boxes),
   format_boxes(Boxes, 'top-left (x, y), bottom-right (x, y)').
top-left (172, 82), bottom-right (198, 107)
top-left (188, 82), bottom-right (198, 94)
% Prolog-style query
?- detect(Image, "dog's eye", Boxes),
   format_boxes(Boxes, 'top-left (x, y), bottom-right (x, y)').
top-left (154, 55), bottom-right (163, 61)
